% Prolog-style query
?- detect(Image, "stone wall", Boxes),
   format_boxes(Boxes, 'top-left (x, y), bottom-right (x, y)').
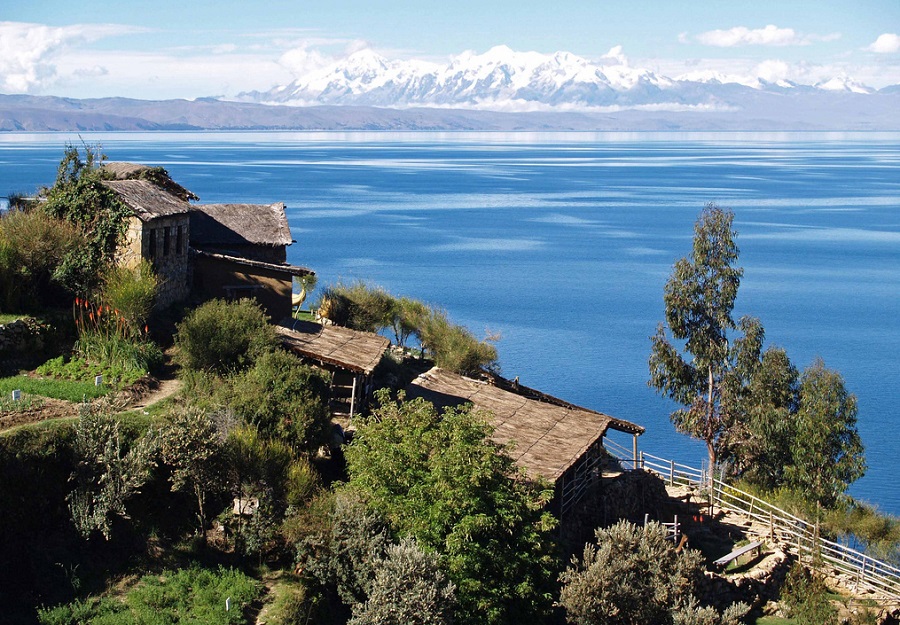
top-left (0, 317), bottom-right (47, 373)
top-left (118, 214), bottom-right (191, 309)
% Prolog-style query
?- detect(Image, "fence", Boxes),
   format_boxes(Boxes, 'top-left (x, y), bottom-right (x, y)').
top-left (603, 443), bottom-right (900, 601)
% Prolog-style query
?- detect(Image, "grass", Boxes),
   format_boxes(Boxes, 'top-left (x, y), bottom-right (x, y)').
top-left (0, 374), bottom-right (111, 402)
top-left (753, 617), bottom-right (794, 624)
top-left (0, 312), bottom-right (25, 324)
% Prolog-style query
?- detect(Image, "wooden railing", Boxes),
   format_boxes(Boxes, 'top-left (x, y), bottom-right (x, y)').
top-left (602, 444), bottom-right (900, 601)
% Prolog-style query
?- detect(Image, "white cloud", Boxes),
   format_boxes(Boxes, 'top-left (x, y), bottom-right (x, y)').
top-left (866, 33), bottom-right (900, 54)
top-left (694, 24), bottom-right (839, 47)
top-left (0, 21), bottom-right (143, 93)
top-left (279, 44), bottom-right (331, 77)
top-left (599, 45), bottom-right (627, 65)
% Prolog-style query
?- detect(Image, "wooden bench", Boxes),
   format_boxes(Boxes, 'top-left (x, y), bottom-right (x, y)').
top-left (713, 540), bottom-right (763, 569)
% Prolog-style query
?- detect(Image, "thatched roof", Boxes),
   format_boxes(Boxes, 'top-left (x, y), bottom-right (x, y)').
top-left (100, 162), bottom-right (198, 201)
top-left (101, 162), bottom-right (152, 179)
top-left (406, 367), bottom-right (643, 484)
top-left (276, 320), bottom-right (389, 375)
top-left (191, 249), bottom-right (314, 277)
top-left (190, 203), bottom-right (293, 248)
top-left (102, 179), bottom-right (191, 220)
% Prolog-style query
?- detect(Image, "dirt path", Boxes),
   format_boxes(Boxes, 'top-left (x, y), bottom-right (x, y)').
top-left (130, 377), bottom-right (182, 410)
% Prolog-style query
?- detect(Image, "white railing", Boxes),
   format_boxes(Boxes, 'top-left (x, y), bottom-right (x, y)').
top-left (602, 445), bottom-right (900, 601)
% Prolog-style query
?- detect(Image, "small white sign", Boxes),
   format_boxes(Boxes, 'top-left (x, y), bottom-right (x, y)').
top-left (94, 375), bottom-right (103, 386)
top-left (12, 389), bottom-right (21, 401)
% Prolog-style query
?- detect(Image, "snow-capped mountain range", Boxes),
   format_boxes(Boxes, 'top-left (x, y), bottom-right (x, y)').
top-left (239, 45), bottom-right (891, 110)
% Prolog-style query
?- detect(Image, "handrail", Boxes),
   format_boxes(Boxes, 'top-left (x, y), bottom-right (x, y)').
top-left (601, 443), bottom-right (900, 600)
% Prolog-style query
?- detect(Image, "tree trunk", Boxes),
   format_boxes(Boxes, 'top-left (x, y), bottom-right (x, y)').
top-left (707, 364), bottom-right (716, 489)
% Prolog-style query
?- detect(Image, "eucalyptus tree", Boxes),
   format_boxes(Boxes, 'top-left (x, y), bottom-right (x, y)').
top-left (648, 203), bottom-right (763, 479)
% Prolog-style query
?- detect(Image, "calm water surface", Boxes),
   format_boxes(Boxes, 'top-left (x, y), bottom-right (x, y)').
top-left (1, 131), bottom-right (898, 514)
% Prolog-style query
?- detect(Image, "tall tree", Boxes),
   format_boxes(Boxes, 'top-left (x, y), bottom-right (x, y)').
top-left (344, 390), bottom-right (557, 625)
top-left (649, 203), bottom-right (761, 477)
top-left (785, 359), bottom-right (865, 508)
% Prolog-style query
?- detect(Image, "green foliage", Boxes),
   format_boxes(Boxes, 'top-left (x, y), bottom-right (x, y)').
top-left (68, 408), bottom-right (157, 540)
top-left (418, 306), bottom-right (499, 375)
top-left (348, 538), bottom-right (457, 625)
top-left (720, 346), bottom-right (799, 489)
top-left (175, 298), bottom-right (277, 373)
top-left (0, 208), bottom-right (86, 311)
top-left (780, 562), bottom-right (839, 625)
top-left (345, 390), bottom-right (557, 625)
top-left (318, 281), bottom-right (395, 332)
top-left (36, 354), bottom-right (149, 390)
top-left (37, 565), bottom-right (262, 625)
top-left (559, 520), bottom-right (701, 625)
top-left (226, 350), bottom-right (332, 453)
top-left (558, 520), bottom-right (747, 625)
top-left (649, 203), bottom-right (756, 475)
top-left (785, 359), bottom-right (865, 508)
top-left (0, 372), bottom-right (110, 401)
top-left (158, 406), bottom-right (227, 536)
top-left (297, 490), bottom-right (393, 608)
top-left (101, 259), bottom-right (159, 336)
top-left (41, 144), bottom-right (132, 296)
top-left (390, 296), bottom-right (429, 349)
top-left (317, 281), bottom-right (499, 375)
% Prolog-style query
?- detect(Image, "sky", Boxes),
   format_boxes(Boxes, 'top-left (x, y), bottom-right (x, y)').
top-left (1, 0), bottom-right (898, 100)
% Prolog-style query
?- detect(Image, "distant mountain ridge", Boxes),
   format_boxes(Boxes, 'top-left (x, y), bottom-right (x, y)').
top-left (240, 45), bottom-right (895, 111)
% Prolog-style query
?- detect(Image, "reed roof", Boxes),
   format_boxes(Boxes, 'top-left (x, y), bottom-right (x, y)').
top-left (190, 203), bottom-right (293, 248)
top-left (100, 162), bottom-right (198, 201)
top-left (101, 179), bottom-right (192, 220)
top-left (407, 367), bottom-right (642, 484)
top-left (276, 320), bottom-right (389, 375)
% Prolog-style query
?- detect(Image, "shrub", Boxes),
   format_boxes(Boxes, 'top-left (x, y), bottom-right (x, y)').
top-left (101, 259), bottom-right (159, 335)
top-left (418, 307), bottom-right (498, 375)
top-left (349, 538), bottom-right (456, 625)
top-left (318, 281), bottom-right (395, 333)
top-left (175, 298), bottom-right (277, 373)
top-left (227, 349), bottom-right (332, 453)
top-left (559, 520), bottom-right (747, 625)
top-left (781, 561), bottom-right (839, 625)
top-left (0, 208), bottom-right (85, 310)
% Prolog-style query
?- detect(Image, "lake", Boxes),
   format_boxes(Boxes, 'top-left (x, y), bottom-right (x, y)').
top-left (1, 131), bottom-right (898, 515)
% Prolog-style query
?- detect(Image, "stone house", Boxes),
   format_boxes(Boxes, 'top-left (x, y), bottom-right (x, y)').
top-left (102, 178), bottom-right (192, 308)
top-left (101, 162), bottom-right (312, 317)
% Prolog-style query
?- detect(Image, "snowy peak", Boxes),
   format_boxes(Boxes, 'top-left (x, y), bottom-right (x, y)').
top-left (245, 45), bottom-right (883, 110)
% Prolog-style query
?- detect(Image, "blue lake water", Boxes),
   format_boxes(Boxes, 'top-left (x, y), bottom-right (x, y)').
top-left (1, 131), bottom-right (898, 515)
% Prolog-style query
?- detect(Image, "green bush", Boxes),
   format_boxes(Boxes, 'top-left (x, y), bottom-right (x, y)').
top-left (318, 281), bottom-right (394, 333)
top-left (780, 562), bottom-right (839, 625)
top-left (0, 208), bottom-right (86, 310)
top-left (175, 299), bottom-right (277, 374)
top-left (226, 350), bottom-right (331, 453)
top-left (101, 260), bottom-right (159, 335)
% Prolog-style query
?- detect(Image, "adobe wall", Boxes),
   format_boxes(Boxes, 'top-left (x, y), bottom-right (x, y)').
top-left (192, 255), bottom-right (292, 320)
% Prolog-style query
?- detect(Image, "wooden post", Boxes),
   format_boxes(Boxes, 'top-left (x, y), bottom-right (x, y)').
top-left (349, 375), bottom-right (358, 422)
top-left (769, 511), bottom-right (774, 541)
top-left (669, 459), bottom-right (675, 485)
top-left (640, 451), bottom-right (645, 470)
top-left (674, 515), bottom-right (679, 542)
top-left (644, 513), bottom-right (649, 528)
top-left (632, 434), bottom-right (639, 470)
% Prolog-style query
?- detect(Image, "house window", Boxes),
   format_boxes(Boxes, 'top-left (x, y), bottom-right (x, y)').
top-left (147, 230), bottom-right (156, 258)
top-left (163, 227), bottom-right (171, 256)
top-left (176, 225), bottom-right (185, 255)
